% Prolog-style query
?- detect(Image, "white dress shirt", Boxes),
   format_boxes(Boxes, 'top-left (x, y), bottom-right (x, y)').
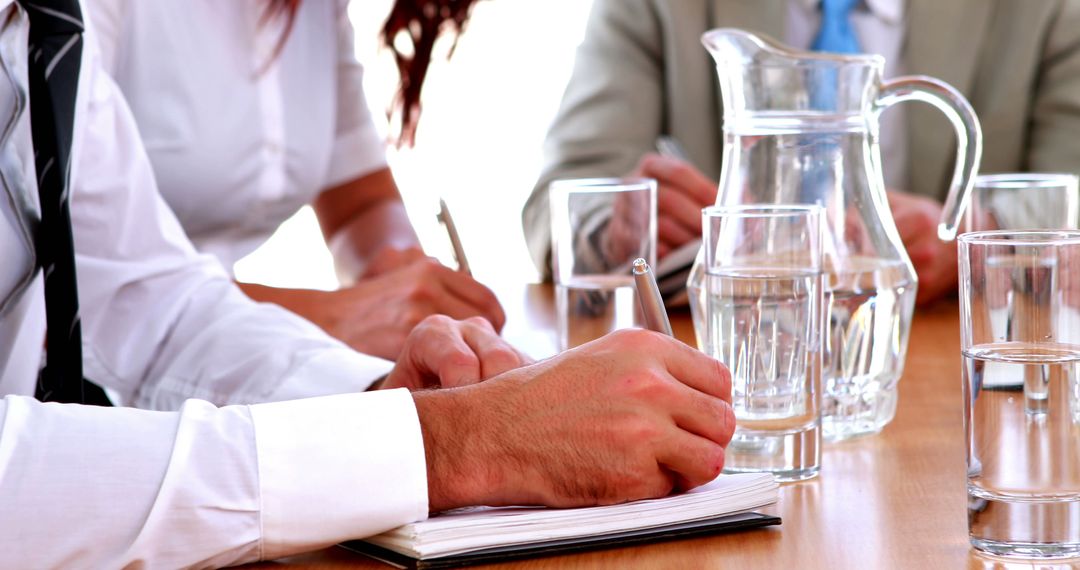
top-left (85, 0), bottom-right (388, 271)
top-left (0, 2), bottom-right (428, 566)
top-left (787, 0), bottom-right (909, 191)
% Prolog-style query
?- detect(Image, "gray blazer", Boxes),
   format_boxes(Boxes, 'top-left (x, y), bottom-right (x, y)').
top-left (523, 0), bottom-right (1080, 277)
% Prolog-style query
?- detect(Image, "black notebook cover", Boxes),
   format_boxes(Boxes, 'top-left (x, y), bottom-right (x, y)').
top-left (339, 511), bottom-right (781, 569)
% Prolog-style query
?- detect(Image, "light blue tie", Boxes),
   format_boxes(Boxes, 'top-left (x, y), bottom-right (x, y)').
top-left (811, 0), bottom-right (861, 54)
top-left (803, 0), bottom-right (861, 202)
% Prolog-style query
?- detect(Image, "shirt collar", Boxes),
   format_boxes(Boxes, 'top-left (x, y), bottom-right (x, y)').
top-left (798, 0), bottom-right (906, 24)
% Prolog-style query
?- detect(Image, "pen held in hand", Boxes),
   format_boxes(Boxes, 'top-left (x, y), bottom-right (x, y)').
top-left (632, 258), bottom-right (673, 337)
top-left (656, 135), bottom-right (689, 162)
top-left (437, 198), bottom-right (471, 276)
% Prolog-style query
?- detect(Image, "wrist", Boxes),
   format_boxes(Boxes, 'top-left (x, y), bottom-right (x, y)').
top-left (413, 387), bottom-right (504, 512)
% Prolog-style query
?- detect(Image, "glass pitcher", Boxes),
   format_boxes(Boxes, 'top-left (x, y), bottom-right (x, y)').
top-left (688, 29), bottom-right (982, 441)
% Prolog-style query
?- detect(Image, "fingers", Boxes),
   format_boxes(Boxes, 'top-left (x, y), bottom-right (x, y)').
top-left (637, 154), bottom-right (717, 207)
top-left (669, 384), bottom-right (737, 446)
top-left (410, 316), bottom-right (483, 388)
top-left (425, 263), bottom-right (508, 331)
top-left (657, 337), bottom-right (733, 403)
top-left (658, 216), bottom-right (697, 252)
top-left (893, 209), bottom-right (935, 247)
top-left (416, 285), bottom-right (497, 325)
top-left (456, 317), bottom-right (528, 383)
top-left (407, 316), bottom-right (526, 389)
top-left (636, 153), bottom-right (717, 255)
top-left (887, 191), bottom-right (940, 247)
top-left (655, 429), bottom-right (727, 491)
top-left (657, 184), bottom-right (705, 236)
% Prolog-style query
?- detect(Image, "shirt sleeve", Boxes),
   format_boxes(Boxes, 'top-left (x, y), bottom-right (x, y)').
top-left (81, 0), bottom-right (128, 74)
top-left (323, 0), bottom-right (389, 189)
top-left (521, 0), bottom-right (665, 279)
top-left (0, 390), bottom-right (428, 567)
top-left (70, 14), bottom-right (394, 410)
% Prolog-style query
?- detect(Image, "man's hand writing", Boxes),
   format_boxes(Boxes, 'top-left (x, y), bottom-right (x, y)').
top-left (414, 329), bottom-right (735, 513)
top-left (632, 154), bottom-right (717, 259)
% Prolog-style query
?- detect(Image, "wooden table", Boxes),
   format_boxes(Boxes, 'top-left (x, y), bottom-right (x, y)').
top-left (257, 285), bottom-right (1067, 569)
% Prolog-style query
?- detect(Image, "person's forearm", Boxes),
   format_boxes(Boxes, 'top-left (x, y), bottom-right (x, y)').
top-left (236, 281), bottom-right (328, 314)
top-left (313, 168), bottom-right (422, 284)
top-left (328, 198), bottom-right (421, 282)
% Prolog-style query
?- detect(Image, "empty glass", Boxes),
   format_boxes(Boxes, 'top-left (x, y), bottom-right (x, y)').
top-left (964, 173), bottom-right (1080, 233)
top-left (549, 178), bottom-right (657, 351)
top-left (960, 231), bottom-right (1080, 558)
top-left (703, 205), bottom-right (824, 482)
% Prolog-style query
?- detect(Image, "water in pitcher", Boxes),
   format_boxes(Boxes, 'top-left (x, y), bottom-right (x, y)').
top-left (964, 343), bottom-right (1080, 558)
top-left (704, 268), bottom-right (822, 480)
top-left (694, 29), bottom-right (982, 441)
top-left (823, 258), bottom-right (916, 440)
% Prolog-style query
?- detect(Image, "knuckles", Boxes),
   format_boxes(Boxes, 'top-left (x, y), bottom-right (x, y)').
top-left (604, 327), bottom-right (668, 352)
top-left (614, 368), bottom-right (674, 403)
top-left (414, 314), bottom-right (455, 335)
top-left (483, 345), bottom-right (524, 369)
top-left (464, 315), bottom-right (495, 332)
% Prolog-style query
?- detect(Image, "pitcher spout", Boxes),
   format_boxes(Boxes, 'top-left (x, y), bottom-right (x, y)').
top-left (702, 28), bottom-right (885, 119)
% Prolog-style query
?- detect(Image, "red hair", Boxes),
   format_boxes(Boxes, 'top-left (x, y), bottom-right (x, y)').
top-left (264, 0), bottom-right (480, 147)
top-left (381, 0), bottom-right (481, 147)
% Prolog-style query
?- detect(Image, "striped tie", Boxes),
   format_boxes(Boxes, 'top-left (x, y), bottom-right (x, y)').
top-left (22, 0), bottom-right (109, 405)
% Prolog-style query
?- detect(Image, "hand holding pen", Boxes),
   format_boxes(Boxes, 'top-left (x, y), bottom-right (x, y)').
top-left (629, 137), bottom-right (716, 259)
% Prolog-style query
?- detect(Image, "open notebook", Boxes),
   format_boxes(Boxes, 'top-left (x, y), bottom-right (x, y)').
top-left (341, 473), bottom-right (779, 568)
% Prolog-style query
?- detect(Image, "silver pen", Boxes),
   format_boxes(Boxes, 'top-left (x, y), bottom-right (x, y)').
top-left (437, 198), bottom-right (471, 276)
top-left (656, 135), bottom-right (689, 162)
top-left (632, 258), bottom-right (673, 336)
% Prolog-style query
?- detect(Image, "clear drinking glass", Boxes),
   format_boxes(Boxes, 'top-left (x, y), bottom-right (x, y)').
top-left (959, 231), bottom-right (1080, 558)
top-left (689, 29), bottom-right (982, 442)
top-left (704, 205), bottom-right (824, 482)
top-left (964, 173), bottom-right (1080, 233)
top-left (549, 178), bottom-right (657, 351)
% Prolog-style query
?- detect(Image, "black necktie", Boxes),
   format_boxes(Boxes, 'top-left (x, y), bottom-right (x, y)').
top-left (22, 0), bottom-right (109, 405)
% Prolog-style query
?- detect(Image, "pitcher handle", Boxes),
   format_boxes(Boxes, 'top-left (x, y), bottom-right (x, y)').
top-left (873, 76), bottom-right (983, 241)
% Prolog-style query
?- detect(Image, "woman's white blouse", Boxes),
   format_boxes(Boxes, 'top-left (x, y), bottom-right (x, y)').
top-left (87, 0), bottom-right (388, 270)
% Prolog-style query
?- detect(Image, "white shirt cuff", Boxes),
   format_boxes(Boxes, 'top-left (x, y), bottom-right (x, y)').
top-left (251, 389), bottom-right (429, 560)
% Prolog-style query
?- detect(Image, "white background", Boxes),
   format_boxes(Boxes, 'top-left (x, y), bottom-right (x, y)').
top-left (234, 0), bottom-right (596, 291)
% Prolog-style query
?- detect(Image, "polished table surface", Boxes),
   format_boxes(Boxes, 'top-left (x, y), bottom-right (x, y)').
top-left (254, 284), bottom-right (1068, 569)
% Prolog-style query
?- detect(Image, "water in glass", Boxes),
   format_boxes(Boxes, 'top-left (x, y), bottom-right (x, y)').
top-left (705, 268), bottom-right (822, 481)
top-left (964, 343), bottom-right (1080, 558)
top-left (690, 29), bottom-right (981, 440)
